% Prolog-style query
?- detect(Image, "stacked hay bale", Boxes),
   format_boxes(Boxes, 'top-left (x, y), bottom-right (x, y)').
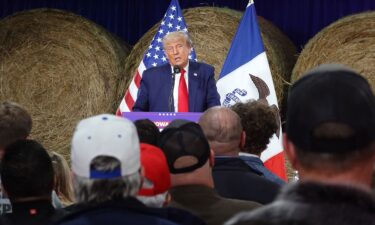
top-left (0, 9), bottom-right (131, 157)
top-left (292, 12), bottom-right (375, 90)
top-left (117, 7), bottom-right (297, 108)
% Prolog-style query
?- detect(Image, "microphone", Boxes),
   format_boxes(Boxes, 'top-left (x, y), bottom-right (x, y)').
top-left (169, 66), bottom-right (180, 112)
top-left (173, 66), bottom-right (180, 74)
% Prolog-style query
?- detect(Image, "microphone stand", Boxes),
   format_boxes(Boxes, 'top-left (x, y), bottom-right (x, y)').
top-left (169, 66), bottom-right (180, 112)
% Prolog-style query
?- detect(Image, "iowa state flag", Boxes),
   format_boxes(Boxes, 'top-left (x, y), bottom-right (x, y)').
top-left (217, 0), bottom-right (287, 181)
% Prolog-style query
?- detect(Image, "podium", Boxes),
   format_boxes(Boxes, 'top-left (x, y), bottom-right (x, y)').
top-left (122, 112), bottom-right (202, 129)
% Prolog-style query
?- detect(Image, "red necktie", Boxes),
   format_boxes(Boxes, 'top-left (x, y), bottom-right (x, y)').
top-left (178, 69), bottom-right (189, 112)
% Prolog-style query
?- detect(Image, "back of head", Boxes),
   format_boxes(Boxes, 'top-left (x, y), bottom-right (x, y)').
top-left (50, 151), bottom-right (75, 206)
top-left (71, 114), bottom-right (141, 204)
top-left (158, 120), bottom-right (210, 175)
top-left (231, 100), bottom-right (278, 155)
top-left (286, 64), bottom-right (375, 172)
top-left (134, 119), bottom-right (160, 146)
top-left (199, 106), bottom-right (243, 156)
top-left (0, 101), bottom-right (32, 149)
top-left (1, 139), bottom-right (53, 201)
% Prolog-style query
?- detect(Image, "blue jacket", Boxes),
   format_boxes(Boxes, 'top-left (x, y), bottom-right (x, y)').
top-left (239, 154), bottom-right (286, 186)
top-left (133, 61), bottom-right (220, 112)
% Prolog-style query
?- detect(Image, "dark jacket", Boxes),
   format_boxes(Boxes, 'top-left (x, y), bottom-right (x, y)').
top-left (56, 197), bottom-right (204, 225)
top-left (2, 200), bottom-right (65, 225)
top-left (213, 157), bottom-right (280, 204)
top-left (133, 61), bottom-right (220, 112)
top-left (226, 182), bottom-right (375, 225)
top-left (169, 185), bottom-right (260, 225)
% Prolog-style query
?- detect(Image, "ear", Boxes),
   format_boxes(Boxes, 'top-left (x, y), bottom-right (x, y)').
top-left (209, 149), bottom-right (215, 167)
top-left (283, 133), bottom-right (299, 171)
top-left (163, 192), bottom-right (172, 207)
top-left (140, 166), bottom-right (145, 177)
top-left (239, 131), bottom-right (246, 149)
top-left (139, 166), bottom-right (145, 189)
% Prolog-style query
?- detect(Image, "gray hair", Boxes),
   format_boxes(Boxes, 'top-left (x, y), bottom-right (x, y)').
top-left (136, 191), bottom-right (169, 208)
top-left (73, 156), bottom-right (141, 204)
top-left (162, 31), bottom-right (193, 49)
top-left (295, 143), bottom-right (375, 173)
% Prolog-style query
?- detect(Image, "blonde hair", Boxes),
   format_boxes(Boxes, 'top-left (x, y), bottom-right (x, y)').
top-left (162, 31), bottom-right (192, 49)
top-left (50, 151), bottom-right (75, 206)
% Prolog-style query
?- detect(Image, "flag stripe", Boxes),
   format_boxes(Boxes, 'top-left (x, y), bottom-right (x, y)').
top-left (263, 151), bottom-right (287, 181)
top-left (125, 90), bottom-right (135, 109)
top-left (134, 71), bottom-right (141, 88)
top-left (128, 80), bottom-right (139, 100)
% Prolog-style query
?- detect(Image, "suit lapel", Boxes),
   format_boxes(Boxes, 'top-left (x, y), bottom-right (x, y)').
top-left (188, 61), bottom-right (198, 112)
top-left (161, 64), bottom-right (174, 111)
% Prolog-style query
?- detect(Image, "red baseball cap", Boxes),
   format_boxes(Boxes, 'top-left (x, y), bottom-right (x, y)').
top-left (138, 143), bottom-right (171, 196)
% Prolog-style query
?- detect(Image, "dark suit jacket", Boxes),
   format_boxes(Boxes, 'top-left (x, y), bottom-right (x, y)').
top-left (133, 61), bottom-right (220, 112)
top-left (213, 157), bottom-right (280, 205)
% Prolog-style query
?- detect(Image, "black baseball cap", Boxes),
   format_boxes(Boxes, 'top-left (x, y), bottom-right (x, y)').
top-left (286, 64), bottom-right (375, 153)
top-left (158, 120), bottom-right (210, 174)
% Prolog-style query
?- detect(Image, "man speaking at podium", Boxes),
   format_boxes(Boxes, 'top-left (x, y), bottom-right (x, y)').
top-left (133, 31), bottom-right (220, 112)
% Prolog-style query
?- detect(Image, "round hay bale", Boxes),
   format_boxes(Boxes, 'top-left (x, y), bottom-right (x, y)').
top-left (0, 8), bottom-right (131, 158)
top-left (118, 7), bottom-right (297, 107)
top-left (292, 12), bottom-right (375, 91)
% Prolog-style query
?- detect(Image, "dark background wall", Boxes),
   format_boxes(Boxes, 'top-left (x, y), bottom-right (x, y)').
top-left (0, 0), bottom-right (374, 50)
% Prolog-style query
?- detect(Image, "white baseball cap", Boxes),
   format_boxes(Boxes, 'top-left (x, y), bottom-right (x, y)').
top-left (71, 114), bottom-right (140, 179)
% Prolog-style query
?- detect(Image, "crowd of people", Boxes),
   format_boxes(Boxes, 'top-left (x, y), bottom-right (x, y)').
top-left (0, 50), bottom-right (374, 224)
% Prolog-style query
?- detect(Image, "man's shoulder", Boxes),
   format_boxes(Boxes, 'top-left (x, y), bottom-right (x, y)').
top-left (224, 203), bottom-right (295, 225)
top-left (226, 182), bottom-right (375, 225)
top-left (190, 61), bottom-right (214, 71)
top-left (214, 157), bottom-right (278, 182)
top-left (214, 157), bottom-right (261, 174)
top-left (155, 207), bottom-right (206, 225)
top-left (56, 199), bottom-right (180, 225)
top-left (143, 64), bottom-right (170, 76)
top-left (219, 195), bottom-right (261, 210)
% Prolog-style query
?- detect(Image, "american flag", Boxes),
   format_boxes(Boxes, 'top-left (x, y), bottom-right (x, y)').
top-left (116, 0), bottom-right (197, 115)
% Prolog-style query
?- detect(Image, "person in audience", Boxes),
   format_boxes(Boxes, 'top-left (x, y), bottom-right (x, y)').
top-left (137, 143), bottom-right (171, 207)
top-left (199, 107), bottom-right (280, 204)
top-left (0, 101), bottom-right (32, 214)
top-left (0, 101), bottom-right (32, 158)
top-left (57, 114), bottom-right (201, 225)
top-left (1, 140), bottom-right (66, 225)
top-left (134, 119), bottom-right (160, 146)
top-left (50, 151), bottom-right (75, 207)
top-left (231, 100), bottom-right (286, 185)
top-left (226, 64), bottom-right (375, 225)
top-left (159, 119), bottom-right (261, 225)
top-left (135, 120), bottom-right (206, 225)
